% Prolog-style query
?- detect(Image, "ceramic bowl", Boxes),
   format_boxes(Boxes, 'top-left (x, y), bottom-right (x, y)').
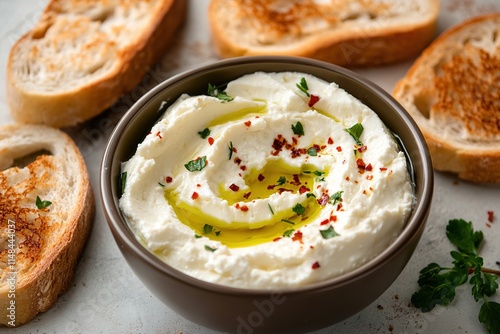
top-left (100, 56), bottom-right (433, 333)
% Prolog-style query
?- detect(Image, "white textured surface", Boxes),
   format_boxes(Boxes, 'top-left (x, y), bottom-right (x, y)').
top-left (1, 0), bottom-right (499, 333)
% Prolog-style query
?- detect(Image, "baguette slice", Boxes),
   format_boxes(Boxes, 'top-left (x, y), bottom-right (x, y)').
top-left (393, 14), bottom-right (500, 183)
top-left (208, 0), bottom-right (439, 66)
top-left (0, 124), bottom-right (94, 326)
top-left (7, 0), bottom-right (187, 128)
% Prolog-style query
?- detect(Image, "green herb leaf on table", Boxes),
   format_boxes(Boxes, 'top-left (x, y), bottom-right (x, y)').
top-left (412, 219), bottom-right (500, 333)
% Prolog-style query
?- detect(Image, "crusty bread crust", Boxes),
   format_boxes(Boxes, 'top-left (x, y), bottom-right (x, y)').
top-left (393, 14), bottom-right (500, 183)
top-left (0, 124), bottom-right (94, 326)
top-left (208, 0), bottom-right (439, 66)
top-left (7, 0), bottom-right (187, 128)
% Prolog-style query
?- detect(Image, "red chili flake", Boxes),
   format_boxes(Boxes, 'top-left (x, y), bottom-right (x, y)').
top-left (235, 203), bottom-right (240, 209)
top-left (330, 215), bottom-right (337, 222)
top-left (317, 193), bottom-right (330, 206)
top-left (320, 145), bottom-right (326, 150)
top-left (337, 203), bottom-right (343, 211)
top-left (380, 167), bottom-right (387, 171)
top-left (234, 157), bottom-right (242, 165)
top-left (273, 237), bottom-right (282, 242)
top-left (191, 192), bottom-right (199, 200)
top-left (366, 175), bottom-right (373, 180)
top-left (292, 230), bottom-right (303, 242)
top-left (336, 146), bottom-right (342, 152)
top-left (308, 94), bottom-right (320, 107)
top-left (357, 158), bottom-right (366, 169)
top-left (244, 120), bottom-right (252, 127)
top-left (310, 245), bottom-right (314, 249)
top-left (486, 223), bottom-right (492, 228)
top-left (229, 184), bottom-right (240, 192)
top-left (365, 163), bottom-right (373, 172)
top-left (363, 190), bottom-right (367, 195)
top-left (267, 185), bottom-right (276, 190)
top-left (468, 267), bottom-right (474, 275)
top-left (232, 147), bottom-right (238, 153)
top-left (240, 205), bottom-right (249, 212)
top-left (488, 211), bottom-right (494, 223)
top-left (243, 192), bottom-right (251, 199)
top-left (240, 166), bottom-right (247, 171)
top-left (277, 188), bottom-right (293, 194)
top-left (328, 137), bottom-right (334, 145)
top-left (258, 174), bottom-right (265, 182)
top-left (357, 145), bottom-right (367, 153)
top-left (320, 219), bottom-right (329, 226)
top-left (312, 261), bottom-right (320, 270)
top-left (155, 131), bottom-right (163, 139)
top-left (291, 174), bottom-right (301, 186)
top-left (299, 185), bottom-right (310, 194)
top-left (196, 183), bottom-right (201, 187)
top-left (345, 176), bottom-right (350, 181)
top-left (208, 137), bottom-right (214, 145)
top-left (165, 176), bottom-right (173, 183)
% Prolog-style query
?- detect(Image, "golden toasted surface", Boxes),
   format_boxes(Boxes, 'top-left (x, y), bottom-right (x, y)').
top-left (433, 46), bottom-right (500, 140)
top-left (0, 156), bottom-right (59, 283)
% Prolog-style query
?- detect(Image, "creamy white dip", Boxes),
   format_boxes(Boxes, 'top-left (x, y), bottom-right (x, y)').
top-left (119, 72), bottom-right (414, 289)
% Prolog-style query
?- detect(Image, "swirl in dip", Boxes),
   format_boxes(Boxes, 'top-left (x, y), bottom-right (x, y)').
top-left (119, 72), bottom-right (414, 289)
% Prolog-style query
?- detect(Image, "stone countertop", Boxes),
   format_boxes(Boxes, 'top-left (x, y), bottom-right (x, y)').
top-left (1, 0), bottom-right (499, 333)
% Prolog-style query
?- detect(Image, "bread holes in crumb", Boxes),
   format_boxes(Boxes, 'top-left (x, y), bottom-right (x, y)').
top-left (413, 90), bottom-right (434, 119)
top-left (1, 149), bottom-right (53, 171)
top-left (85, 6), bottom-right (115, 23)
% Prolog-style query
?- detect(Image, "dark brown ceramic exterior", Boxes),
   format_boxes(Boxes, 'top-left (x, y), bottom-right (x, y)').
top-left (100, 56), bottom-right (433, 333)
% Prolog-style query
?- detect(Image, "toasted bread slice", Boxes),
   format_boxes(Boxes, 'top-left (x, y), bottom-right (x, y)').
top-left (393, 14), bottom-right (500, 183)
top-left (208, 0), bottom-right (439, 66)
top-left (7, 0), bottom-right (187, 128)
top-left (0, 124), bottom-right (94, 326)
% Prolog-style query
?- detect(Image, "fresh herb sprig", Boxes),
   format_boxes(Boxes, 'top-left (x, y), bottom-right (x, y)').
top-left (412, 219), bottom-right (500, 333)
top-left (208, 83), bottom-right (234, 102)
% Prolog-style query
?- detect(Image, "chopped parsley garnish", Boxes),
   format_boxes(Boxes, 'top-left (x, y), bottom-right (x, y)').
top-left (330, 191), bottom-right (344, 205)
top-left (345, 123), bottom-right (364, 146)
top-left (277, 176), bottom-right (286, 185)
top-left (208, 83), bottom-right (234, 102)
top-left (194, 234), bottom-right (202, 239)
top-left (296, 77), bottom-right (310, 97)
top-left (320, 225), bottom-right (340, 239)
top-left (36, 196), bottom-right (52, 209)
top-left (158, 182), bottom-right (165, 187)
top-left (185, 156), bottom-right (207, 172)
top-left (203, 224), bottom-right (213, 234)
top-left (228, 141), bottom-right (234, 160)
top-left (215, 231), bottom-right (221, 236)
top-left (293, 203), bottom-right (305, 216)
top-left (307, 147), bottom-right (317, 156)
top-left (306, 193), bottom-right (316, 198)
top-left (412, 219), bottom-right (500, 333)
top-left (283, 229), bottom-right (295, 237)
top-left (292, 121), bottom-right (304, 136)
top-left (204, 245), bottom-right (217, 252)
top-left (268, 204), bottom-right (274, 215)
top-left (198, 128), bottom-right (211, 139)
top-left (282, 219), bottom-right (295, 225)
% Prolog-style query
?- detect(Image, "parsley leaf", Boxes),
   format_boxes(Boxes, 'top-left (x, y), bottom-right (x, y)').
top-left (36, 196), bottom-right (52, 209)
top-left (228, 141), bottom-right (234, 160)
top-left (205, 245), bottom-right (217, 252)
top-left (293, 203), bottom-right (305, 216)
top-left (292, 122), bottom-right (304, 136)
top-left (281, 219), bottom-right (295, 225)
top-left (320, 225), bottom-right (339, 239)
top-left (198, 128), bottom-right (211, 139)
top-left (268, 204), bottom-right (274, 215)
top-left (330, 191), bottom-right (343, 205)
top-left (345, 123), bottom-right (364, 146)
top-left (277, 176), bottom-right (286, 185)
top-left (208, 83), bottom-right (234, 102)
top-left (203, 224), bottom-right (213, 235)
top-left (283, 229), bottom-right (295, 237)
top-left (307, 147), bottom-right (317, 156)
top-left (446, 219), bottom-right (483, 256)
top-left (185, 156), bottom-right (207, 172)
top-left (479, 301), bottom-right (500, 334)
top-left (296, 77), bottom-right (310, 97)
